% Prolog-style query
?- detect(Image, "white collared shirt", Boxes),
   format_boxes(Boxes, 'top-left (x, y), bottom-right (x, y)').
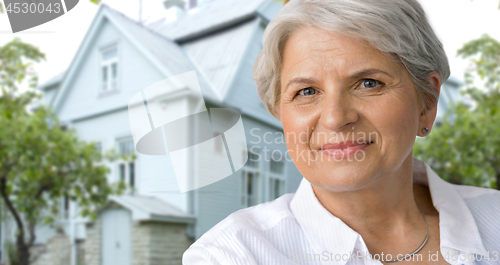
top-left (183, 163), bottom-right (500, 265)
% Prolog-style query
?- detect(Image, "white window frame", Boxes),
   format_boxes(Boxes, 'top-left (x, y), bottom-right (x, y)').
top-left (268, 158), bottom-right (286, 200)
top-left (100, 44), bottom-right (119, 94)
top-left (117, 138), bottom-right (136, 189)
top-left (118, 161), bottom-right (135, 188)
top-left (241, 151), bottom-right (261, 207)
top-left (94, 141), bottom-right (102, 154)
top-left (63, 195), bottom-right (70, 219)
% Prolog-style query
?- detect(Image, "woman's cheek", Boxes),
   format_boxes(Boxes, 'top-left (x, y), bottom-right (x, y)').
top-left (281, 108), bottom-right (308, 159)
top-left (368, 93), bottom-right (419, 151)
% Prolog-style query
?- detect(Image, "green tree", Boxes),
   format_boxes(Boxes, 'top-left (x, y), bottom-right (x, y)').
top-left (0, 38), bottom-right (126, 265)
top-left (414, 34), bottom-right (500, 190)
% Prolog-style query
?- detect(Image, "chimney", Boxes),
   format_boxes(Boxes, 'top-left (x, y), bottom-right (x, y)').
top-left (187, 0), bottom-right (210, 12)
top-left (163, 0), bottom-right (186, 23)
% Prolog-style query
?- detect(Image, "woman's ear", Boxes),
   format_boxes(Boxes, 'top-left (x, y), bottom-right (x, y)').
top-left (418, 71), bottom-right (441, 137)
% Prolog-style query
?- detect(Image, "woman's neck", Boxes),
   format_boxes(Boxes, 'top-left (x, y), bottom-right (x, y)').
top-left (311, 155), bottom-right (425, 248)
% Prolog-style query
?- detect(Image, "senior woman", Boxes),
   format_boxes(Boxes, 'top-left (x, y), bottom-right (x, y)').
top-left (183, 0), bottom-right (500, 264)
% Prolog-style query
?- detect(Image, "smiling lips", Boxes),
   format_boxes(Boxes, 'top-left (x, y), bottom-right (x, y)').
top-left (320, 141), bottom-right (371, 159)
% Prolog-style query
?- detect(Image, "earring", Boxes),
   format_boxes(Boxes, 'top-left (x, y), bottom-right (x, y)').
top-left (422, 128), bottom-right (429, 135)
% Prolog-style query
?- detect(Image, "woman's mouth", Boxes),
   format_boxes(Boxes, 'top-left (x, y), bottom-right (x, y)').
top-left (320, 141), bottom-right (372, 160)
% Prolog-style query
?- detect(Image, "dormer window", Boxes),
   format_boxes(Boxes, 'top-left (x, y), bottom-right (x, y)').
top-left (101, 45), bottom-right (118, 92)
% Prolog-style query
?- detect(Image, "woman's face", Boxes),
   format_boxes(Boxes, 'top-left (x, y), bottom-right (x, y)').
top-left (280, 27), bottom-right (436, 192)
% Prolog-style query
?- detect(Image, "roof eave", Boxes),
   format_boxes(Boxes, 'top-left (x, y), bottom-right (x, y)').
top-left (175, 13), bottom-right (257, 43)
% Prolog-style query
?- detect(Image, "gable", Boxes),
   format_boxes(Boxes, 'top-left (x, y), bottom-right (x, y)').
top-left (58, 18), bottom-right (166, 121)
top-left (183, 18), bottom-right (259, 100)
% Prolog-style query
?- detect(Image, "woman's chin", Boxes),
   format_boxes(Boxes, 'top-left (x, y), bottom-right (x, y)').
top-left (309, 153), bottom-right (384, 192)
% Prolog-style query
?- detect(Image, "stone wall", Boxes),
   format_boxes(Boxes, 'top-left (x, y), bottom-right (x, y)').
top-left (84, 220), bottom-right (101, 265)
top-left (132, 221), bottom-right (149, 265)
top-left (30, 234), bottom-right (71, 265)
top-left (132, 221), bottom-right (193, 265)
top-left (76, 239), bottom-right (86, 265)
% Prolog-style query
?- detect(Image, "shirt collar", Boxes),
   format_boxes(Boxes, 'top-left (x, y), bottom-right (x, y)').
top-left (290, 177), bottom-right (360, 265)
top-left (424, 163), bottom-right (488, 255)
top-left (290, 162), bottom-right (488, 265)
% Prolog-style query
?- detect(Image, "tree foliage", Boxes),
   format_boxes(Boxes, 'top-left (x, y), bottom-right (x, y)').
top-left (0, 38), bottom-right (125, 265)
top-left (414, 34), bottom-right (500, 189)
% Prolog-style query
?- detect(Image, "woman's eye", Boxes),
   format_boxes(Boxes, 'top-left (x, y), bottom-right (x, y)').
top-left (360, 79), bottom-right (382, 89)
top-left (296, 87), bottom-right (317, 96)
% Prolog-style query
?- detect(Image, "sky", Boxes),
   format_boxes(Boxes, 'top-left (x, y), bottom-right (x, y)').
top-left (0, 0), bottom-right (499, 87)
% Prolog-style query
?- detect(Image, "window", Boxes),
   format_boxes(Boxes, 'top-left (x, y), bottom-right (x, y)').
top-left (118, 138), bottom-right (134, 156)
top-left (117, 138), bottom-right (135, 188)
top-left (242, 171), bottom-right (260, 207)
top-left (268, 159), bottom-right (286, 200)
top-left (269, 177), bottom-right (285, 200)
top-left (63, 195), bottom-right (70, 219)
top-left (241, 151), bottom-right (261, 207)
top-left (94, 142), bottom-right (102, 154)
top-left (246, 151), bottom-right (259, 168)
top-left (100, 45), bottom-right (118, 92)
top-left (270, 158), bottom-right (285, 174)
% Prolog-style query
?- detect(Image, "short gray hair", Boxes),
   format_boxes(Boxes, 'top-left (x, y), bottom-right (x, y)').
top-left (253, 0), bottom-right (450, 119)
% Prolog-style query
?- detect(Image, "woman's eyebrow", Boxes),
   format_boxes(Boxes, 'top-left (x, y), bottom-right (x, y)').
top-left (285, 77), bottom-right (320, 91)
top-left (349, 69), bottom-right (394, 80)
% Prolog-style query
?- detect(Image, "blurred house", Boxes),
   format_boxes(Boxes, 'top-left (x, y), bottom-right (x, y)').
top-left (435, 75), bottom-right (470, 125)
top-left (0, 1), bottom-right (465, 265)
top-left (6, 0), bottom-right (305, 265)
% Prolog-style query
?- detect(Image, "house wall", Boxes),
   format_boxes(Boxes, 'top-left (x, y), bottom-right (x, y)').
top-left (436, 81), bottom-right (462, 124)
top-left (193, 113), bottom-right (302, 239)
top-left (71, 106), bottom-right (190, 213)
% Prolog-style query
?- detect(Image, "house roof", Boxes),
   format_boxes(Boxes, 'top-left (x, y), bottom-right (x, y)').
top-left (146, 0), bottom-right (268, 42)
top-left (183, 16), bottom-right (258, 100)
top-left (44, 1), bottom-right (276, 112)
top-left (38, 71), bottom-right (65, 91)
top-left (110, 194), bottom-right (195, 223)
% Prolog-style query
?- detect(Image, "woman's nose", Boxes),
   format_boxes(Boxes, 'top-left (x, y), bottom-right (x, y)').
top-left (317, 90), bottom-right (358, 131)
